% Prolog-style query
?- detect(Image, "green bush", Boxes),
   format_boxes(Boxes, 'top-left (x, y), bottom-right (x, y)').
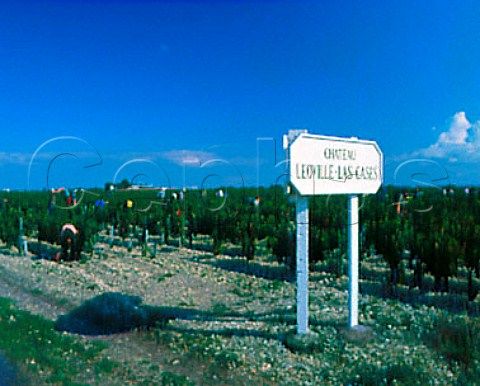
top-left (161, 371), bottom-right (195, 386)
top-left (0, 297), bottom-right (118, 384)
top-left (426, 316), bottom-right (479, 370)
top-left (346, 362), bottom-right (431, 385)
top-left (214, 350), bottom-right (242, 369)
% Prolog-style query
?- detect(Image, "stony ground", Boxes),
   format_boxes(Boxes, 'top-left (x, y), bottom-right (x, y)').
top-left (0, 233), bottom-right (478, 385)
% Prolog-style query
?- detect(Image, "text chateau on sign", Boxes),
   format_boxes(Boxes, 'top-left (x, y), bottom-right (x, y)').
top-left (323, 147), bottom-right (357, 161)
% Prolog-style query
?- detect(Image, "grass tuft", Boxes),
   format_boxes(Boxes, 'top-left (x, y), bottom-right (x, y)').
top-left (0, 296), bottom-right (119, 384)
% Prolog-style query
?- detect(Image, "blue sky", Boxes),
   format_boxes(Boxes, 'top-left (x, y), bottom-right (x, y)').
top-left (2, 0), bottom-right (480, 190)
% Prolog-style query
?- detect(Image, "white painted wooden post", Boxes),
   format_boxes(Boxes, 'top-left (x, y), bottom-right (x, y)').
top-left (19, 217), bottom-right (28, 256)
top-left (348, 194), bottom-right (359, 328)
top-left (296, 196), bottom-right (309, 334)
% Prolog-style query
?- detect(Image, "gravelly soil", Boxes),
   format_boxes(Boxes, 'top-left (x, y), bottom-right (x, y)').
top-left (0, 237), bottom-right (292, 385)
top-left (0, 234), bottom-right (478, 385)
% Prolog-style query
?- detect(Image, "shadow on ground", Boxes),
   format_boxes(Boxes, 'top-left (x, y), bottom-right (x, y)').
top-left (53, 292), bottom-right (288, 336)
top-left (360, 281), bottom-right (480, 317)
top-left (27, 241), bottom-right (60, 262)
top-left (187, 254), bottom-right (296, 283)
top-left (54, 292), bottom-right (214, 335)
top-left (54, 293), bottom-right (310, 340)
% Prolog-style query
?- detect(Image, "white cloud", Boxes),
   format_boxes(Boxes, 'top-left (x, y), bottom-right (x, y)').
top-left (438, 111), bottom-right (470, 145)
top-left (160, 150), bottom-right (217, 166)
top-left (411, 112), bottom-right (480, 161)
top-left (0, 152), bottom-right (31, 166)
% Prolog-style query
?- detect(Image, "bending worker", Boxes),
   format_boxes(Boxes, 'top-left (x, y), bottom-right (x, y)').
top-left (60, 223), bottom-right (80, 261)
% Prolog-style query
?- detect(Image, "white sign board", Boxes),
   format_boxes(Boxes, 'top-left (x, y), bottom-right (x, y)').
top-left (289, 134), bottom-right (383, 195)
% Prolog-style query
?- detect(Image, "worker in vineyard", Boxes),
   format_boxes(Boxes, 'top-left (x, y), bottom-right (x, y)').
top-left (65, 189), bottom-right (72, 206)
top-left (72, 189), bottom-right (77, 206)
top-left (58, 223), bottom-right (81, 262)
top-left (48, 191), bottom-right (56, 215)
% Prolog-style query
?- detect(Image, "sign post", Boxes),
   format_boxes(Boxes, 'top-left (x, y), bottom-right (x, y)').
top-left (296, 196), bottom-right (309, 334)
top-left (348, 194), bottom-right (359, 328)
top-left (287, 131), bottom-right (383, 333)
